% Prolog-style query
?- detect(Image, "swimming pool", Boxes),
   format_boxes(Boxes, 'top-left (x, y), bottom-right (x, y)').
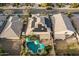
top-left (27, 42), bottom-right (39, 53)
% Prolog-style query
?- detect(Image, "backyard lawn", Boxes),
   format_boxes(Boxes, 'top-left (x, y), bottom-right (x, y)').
top-left (55, 39), bottom-right (79, 55)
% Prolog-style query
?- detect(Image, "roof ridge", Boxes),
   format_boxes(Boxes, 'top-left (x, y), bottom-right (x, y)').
top-left (5, 22), bottom-right (12, 32)
top-left (9, 16), bottom-right (13, 22)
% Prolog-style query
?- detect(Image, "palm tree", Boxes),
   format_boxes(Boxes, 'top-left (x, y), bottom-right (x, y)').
top-left (44, 45), bottom-right (52, 55)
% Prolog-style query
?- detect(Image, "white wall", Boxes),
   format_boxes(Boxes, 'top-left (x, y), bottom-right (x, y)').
top-left (54, 34), bottom-right (65, 40)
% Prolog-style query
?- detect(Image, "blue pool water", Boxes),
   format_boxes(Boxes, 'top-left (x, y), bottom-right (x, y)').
top-left (27, 42), bottom-right (39, 53)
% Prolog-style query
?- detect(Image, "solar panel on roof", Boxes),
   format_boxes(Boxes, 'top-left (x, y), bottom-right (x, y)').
top-left (31, 19), bottom-right (37, 28)
top-left (33, 24), bottom-right (47, 32)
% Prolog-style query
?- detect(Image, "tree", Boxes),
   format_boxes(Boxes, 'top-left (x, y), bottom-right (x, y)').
top-left (13, 3), bottom-right (20, 7)
top-left (39, 3), bottom-right (54, 8)
top-left (56, 3), bottom-right (65, 8)
top-left (66, 12), bottom-right (73, 18)
top-left (70, 3), bottom-right (79, 8)
top-left (39, 3), bottom-right (48, 7)
top-left (47, 3), bottom-right (54, 7)
top-left (45, 45), bottom-right (52, 54)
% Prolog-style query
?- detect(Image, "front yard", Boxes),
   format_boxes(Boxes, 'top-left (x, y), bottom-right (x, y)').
top-left (0, 39), bottom-right (21, 55)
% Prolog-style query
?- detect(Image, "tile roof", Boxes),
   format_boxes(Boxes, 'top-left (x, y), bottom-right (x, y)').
top-left (52, 13), bottom-right (75, 33)
top-left (0, 16), bottom-right (23, 39)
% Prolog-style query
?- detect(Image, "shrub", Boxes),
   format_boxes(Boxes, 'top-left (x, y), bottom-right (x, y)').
top-left (45, 45), bottom-right (52, 54)
top-left (0, 48), bottom-right (5, 56)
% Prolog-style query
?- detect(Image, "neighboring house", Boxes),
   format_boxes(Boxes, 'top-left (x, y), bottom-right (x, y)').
top-left (26, 14), bottom-right (51, 40)
top-left (71, 14), bottom-right (79, 34)
top-left (0, 16), bottom-right (23, 39)
top-left (51, 13), bottom-right (75, 40)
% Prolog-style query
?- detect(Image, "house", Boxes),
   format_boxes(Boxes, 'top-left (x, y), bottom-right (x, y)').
top-left (26, 14), bottom-right (51, 40)
top-left (51, 13), bottom-right (75, 40)
top-left (0, 16), bottom-right (23, 39)
top-left (71, 14), bottom-right (79, 34)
